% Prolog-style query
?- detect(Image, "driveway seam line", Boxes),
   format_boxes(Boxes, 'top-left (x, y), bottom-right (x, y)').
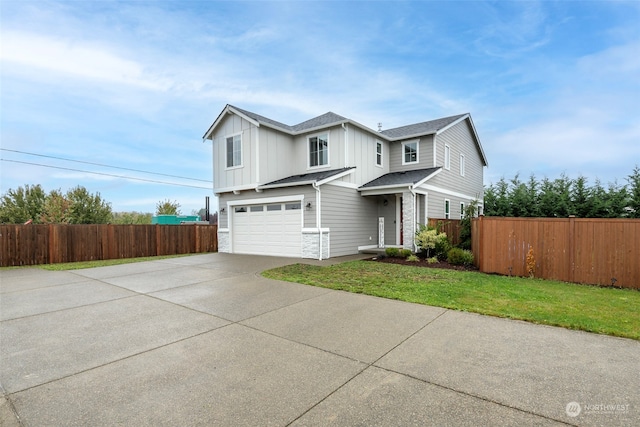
top-left (285, 308), bottom-right (450, 425)
top-left (5, 323), bottom-right (234, 395)
top-left (371, 365), bottom-right (577, 426)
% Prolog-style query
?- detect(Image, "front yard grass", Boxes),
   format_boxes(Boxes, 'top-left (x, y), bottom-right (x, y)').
top-left (0, 254), bottom-right (191, 271)
top-left (262, 261), bottom-right (640, 340)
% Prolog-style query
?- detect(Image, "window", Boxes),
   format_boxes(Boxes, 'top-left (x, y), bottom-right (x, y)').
top-left (234, 206), bottom-right (247, 213)
top-left (250, 206), bottom-right (263, 212)
top-left (403, 140), bottom-right (418, 164)
top-left (444, 144), bottom-right (451, 170)
top-left (285, 203), bottom-right (301, 210)
top-left (226, 134), bottom-right (242, 168)
top-left (376, 141), bottom-right (383, 166)
top-left (460, 202), bottom-right (465, 219)
top-left (266, 204), bottom-right (282, 211)
top-left (460, 153), bottom-right (465, 176)
top-left (309, 133), bottom-right (328, 167)
top-left (444, 199), bottom-right (450, 219)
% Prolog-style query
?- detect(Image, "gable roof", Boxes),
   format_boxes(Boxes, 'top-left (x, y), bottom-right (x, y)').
top-left (258, 167), bottom-right (355, 190)
top-left (359, 167), bottom-right (442, 190)
top-left (379, 114), bottom-right (467, 139)
top-left (203, 105), bottom-right (487, 166)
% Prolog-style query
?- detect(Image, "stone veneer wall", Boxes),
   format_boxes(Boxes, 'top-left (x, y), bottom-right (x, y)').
top-left (402, 191), bottom-right (415, 251)
top-left (218, 230), bottom-right (230, 253)
top-left (302, 230), bottom-right (330, 259)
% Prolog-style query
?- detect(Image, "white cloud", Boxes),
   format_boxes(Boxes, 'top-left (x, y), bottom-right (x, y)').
top-left (1, 30), bottom-right (171, 91)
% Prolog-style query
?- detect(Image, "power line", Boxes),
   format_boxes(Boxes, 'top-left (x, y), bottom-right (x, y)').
top-left (0, 148), bottom-right (212, 183)
top-left (1, 159), bottom-right (213, 190)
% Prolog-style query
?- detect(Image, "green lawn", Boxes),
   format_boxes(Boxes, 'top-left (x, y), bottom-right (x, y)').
top-left (262, 261), bottom-right (640, 340)
top-left (0, 254), bottom-right (191, 271)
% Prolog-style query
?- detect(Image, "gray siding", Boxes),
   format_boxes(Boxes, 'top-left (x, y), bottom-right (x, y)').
top-left (427, 120), bottom-right (484, 201)
top-left (389, 135), bottom-right (435, 172)
top-left (321, 183), bottom-right (378, 257)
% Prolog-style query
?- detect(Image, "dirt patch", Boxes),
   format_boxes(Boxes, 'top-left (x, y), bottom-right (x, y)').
top-left (367, 256), bottom-right (478, 271)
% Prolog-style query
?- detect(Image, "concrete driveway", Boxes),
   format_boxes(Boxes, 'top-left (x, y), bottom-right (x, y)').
top-left (1, 253), bottom-right (638, 426)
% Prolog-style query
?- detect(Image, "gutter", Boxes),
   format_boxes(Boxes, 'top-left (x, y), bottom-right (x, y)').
top-left (409, 185), bottom-right (418, 253)
top-left (312, 182), bottom-right (323, 260)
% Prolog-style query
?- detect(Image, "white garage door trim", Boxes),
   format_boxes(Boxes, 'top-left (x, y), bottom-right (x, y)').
top-left (228, 195), bottom-right (304, 257)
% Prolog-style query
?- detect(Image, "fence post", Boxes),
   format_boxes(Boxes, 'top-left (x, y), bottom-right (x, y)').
top-left (476, 215), bottom-right (483, 270)
top-left (48, 224), bottom-right (55, 265)
top-left (569, 215), bottom-right (575, 283)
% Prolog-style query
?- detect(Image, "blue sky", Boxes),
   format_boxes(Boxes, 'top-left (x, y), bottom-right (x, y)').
top-left (1, 1), bottom-right (639, 214)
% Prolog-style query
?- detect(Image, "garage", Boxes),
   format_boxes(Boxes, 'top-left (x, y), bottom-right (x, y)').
top-left (231, 201), bottom-right (303, 257)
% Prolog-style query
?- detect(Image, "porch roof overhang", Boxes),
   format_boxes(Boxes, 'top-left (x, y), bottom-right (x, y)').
top-left (358, 167), bottom-right (442, 196)
top-left (257, 167), bottom-right (355, 190)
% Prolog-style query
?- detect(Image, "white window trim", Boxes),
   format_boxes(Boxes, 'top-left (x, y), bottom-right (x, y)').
top-left (460, 153), bottom-right (465, 177)
top-left (375, 140), bottom-right (383, 167)
top-left (444, 144), bottom-right (451, 170)
top-left (444, 198), bottom-right (450, 219)
top-left (308, 132), bottom-right (330, 169)
top-left (225, 132), bottom-right (243, 170)
top-left (402, 139), bottom-right (419, 165)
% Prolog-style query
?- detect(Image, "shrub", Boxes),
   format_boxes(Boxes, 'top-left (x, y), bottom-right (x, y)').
top-left (434, 233), bottom-right (451, 260)
top-left (427, 256), bottom-right (439, 264)
top-left (385, 247), bottom-right (400, 257)
top-left (416, 227), bottom-right (449, 258)
top-left (407, 254), bottom-right (419, 262)
top-left (400, 249), bottom-right (412, 258)
top-left (447, 248), bottom-right (474, 266)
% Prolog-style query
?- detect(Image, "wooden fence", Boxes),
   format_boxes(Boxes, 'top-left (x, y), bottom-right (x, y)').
top-left (0, 224), bottom-right (218, 267)
top-left (472, 216), bottom-right (640, 289)
top-left (427, 218), bottom-right (462, 247)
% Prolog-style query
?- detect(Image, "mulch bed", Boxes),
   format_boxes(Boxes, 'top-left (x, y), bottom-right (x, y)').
top-left (367, 256), bottom-right (478, 271)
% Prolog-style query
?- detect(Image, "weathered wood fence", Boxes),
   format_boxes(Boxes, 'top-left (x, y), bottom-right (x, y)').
top-left (0, 224), bottom-right (218, 267)
top-left (472, 216), bottom-right (640, 289)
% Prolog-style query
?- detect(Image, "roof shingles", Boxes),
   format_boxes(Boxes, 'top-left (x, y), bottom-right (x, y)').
top-left (260, 167), bottom-right (355, 188)
top-left (359, 167), bottom-right (441, 189)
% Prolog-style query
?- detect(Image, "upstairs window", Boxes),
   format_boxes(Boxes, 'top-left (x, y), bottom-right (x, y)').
top-left (309, 133), bottom-right (329, 167)
top-left (403, 140), bottom-right (418, 164)
top-left (376, 141), bottom-right (383, 166)
top-left (226, 134), bottom-right (242, 168)
top-left (460, 153), bottom-right (465, 176)
top-left (444, 144), bottom-right (451, 170)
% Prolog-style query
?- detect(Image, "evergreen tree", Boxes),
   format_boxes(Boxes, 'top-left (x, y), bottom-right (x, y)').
top-left (570, 176), bottom-right (591, 217)
top-left (626, 165), bottom-right (640, 218)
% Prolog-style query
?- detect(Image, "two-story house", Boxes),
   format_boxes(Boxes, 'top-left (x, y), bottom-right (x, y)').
top-left (203, 104), bottom-right (488, 259)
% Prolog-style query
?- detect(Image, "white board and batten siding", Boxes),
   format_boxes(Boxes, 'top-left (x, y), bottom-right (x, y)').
top-left (212, 114), bottom-right (258, 190)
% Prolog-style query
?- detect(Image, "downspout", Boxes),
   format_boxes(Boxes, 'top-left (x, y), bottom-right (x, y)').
top-left (409, 185), bottom-right (418, 253)
top-left (313, 182), bottom-right (322, 260)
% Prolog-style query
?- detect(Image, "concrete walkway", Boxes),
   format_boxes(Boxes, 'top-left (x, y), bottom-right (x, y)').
top-left (1, 253), bottom-right (638, 426)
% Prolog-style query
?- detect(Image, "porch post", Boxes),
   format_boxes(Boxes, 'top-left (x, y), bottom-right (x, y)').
top-left (402, 190), bottom-right (415, 251)
top-left (378, 217), bottom-right (385, 248)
